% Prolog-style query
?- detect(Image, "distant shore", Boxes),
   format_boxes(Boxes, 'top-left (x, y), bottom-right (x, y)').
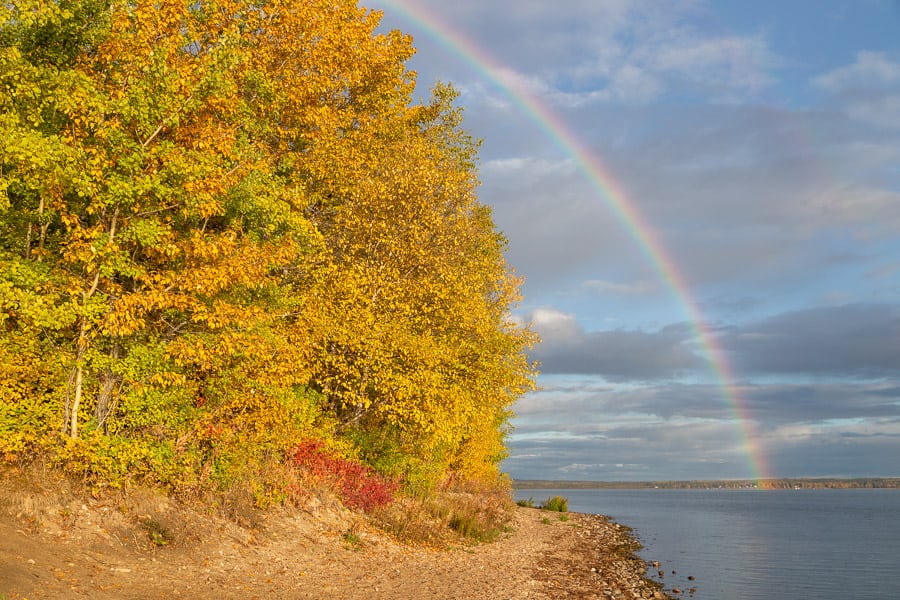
top-left (514, 477), bottom-right (900, 490)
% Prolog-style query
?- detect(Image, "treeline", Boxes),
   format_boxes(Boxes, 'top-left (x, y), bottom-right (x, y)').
top-left (0, 0), bottom-right (536, 503)
top-left (514, 479), bottom-right (900, 490)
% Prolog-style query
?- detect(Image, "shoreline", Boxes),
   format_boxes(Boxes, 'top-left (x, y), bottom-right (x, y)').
top-left (530, 509), bottom-right (671, 599)
top-left (1, 492), bottom-right (669, 599)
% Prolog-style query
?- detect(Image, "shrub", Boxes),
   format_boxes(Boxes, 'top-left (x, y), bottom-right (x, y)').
top-left (290, 440), bottom-right (398, 513)
top-left (541, 495), bottom-right (568, 512)
top-left (515, 496), bottom-right (536, 508)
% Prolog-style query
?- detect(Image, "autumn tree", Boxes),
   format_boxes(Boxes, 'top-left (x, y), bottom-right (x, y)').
top-left (1, 0), bottom-right (535, 495)
top-left (299, 84), bottom-right (536, 484)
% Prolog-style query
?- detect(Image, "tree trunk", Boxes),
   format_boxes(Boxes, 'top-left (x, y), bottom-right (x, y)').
top-left (70, 363), bottom-right (83, 439)
top-left (68, 207), bottom-right (119, 439)
top-left (95, 342), bottom-right (121, 433)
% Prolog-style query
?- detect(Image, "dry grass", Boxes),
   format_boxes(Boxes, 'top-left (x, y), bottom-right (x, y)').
top-left (373, 481), bottom-right (515, 546)
top-left (2, 459), bottom-right (517, 555)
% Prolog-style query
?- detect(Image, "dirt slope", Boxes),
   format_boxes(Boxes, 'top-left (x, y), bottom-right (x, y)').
top-left (0, 480), bottom-right (668, 599)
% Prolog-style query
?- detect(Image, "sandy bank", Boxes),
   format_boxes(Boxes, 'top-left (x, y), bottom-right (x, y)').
top-left (1, 493), bottom-right (668, 599)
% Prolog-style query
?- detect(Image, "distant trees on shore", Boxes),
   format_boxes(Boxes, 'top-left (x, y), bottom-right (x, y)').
top-left (513, 479), bottom-right (900, 490)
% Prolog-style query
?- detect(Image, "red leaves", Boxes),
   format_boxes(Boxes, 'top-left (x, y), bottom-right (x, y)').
top-left (290, 440), bottom-right (397, 512)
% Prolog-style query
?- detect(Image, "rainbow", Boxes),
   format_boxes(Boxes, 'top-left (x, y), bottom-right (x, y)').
top-left (376, 0), bottom-right (772, 484)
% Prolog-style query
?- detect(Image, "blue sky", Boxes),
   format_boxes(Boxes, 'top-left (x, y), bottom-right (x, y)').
top-left (371, 0), bottom-right (900, 481)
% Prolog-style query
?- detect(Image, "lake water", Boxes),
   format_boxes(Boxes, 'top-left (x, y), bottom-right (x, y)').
top-left (514, 488), bottom-right (900, 599)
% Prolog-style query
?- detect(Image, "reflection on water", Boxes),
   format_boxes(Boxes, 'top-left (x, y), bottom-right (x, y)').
top-left (515, 489), bottom-right (900, 600)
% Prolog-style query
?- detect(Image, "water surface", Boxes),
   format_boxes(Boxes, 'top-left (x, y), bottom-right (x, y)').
top-left (515, 488), bottom-right (900, 600)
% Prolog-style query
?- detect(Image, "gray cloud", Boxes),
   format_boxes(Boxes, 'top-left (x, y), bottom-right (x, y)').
top-left (723, 304), bottom-right (900, 378)
top-left (514, 379), bottom-right (900, 430)
top-left (479, 99), bottom-right (900, 297)
top-left (528, 308), bottom-right (704, 380)
top-left (507, 378), bottom-right (900, 480)
top-left (505, 420), bottom-right (750, 481)
top-left (527, 304), bottom-right (900, 383)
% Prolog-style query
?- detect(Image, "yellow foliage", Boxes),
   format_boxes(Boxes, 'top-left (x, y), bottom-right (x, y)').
top-left (1, 0), bottom-right (536, 496)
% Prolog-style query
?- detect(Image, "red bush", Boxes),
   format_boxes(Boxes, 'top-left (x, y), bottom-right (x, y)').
top-left (290, 440), bottom-right (397, 512)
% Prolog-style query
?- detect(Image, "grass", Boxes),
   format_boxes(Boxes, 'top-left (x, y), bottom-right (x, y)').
top-left (516, 495), bottom-right (570, 512)
top-left (342, 528), bottom-right (363, 551)
top-left (541, 495), bottom-right (568, 512)
top-left (140, 516), bottom-right (173, 547)
top-left (373, 481), bottom-right (515, 546)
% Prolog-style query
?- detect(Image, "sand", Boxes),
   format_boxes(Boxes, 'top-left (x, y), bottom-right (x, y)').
top-left (1, 487), bottom-right (669, 599)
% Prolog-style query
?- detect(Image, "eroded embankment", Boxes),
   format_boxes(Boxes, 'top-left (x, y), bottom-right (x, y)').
top-left (1, 482), bottom-right (669, 599)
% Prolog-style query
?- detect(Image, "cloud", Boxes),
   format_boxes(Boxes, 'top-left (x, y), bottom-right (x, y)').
top-left (506, 377), bottom-right (900, 479)
top-left (722, 304), bottom-right (900, 378)
top-left (481, 158), bottom-right (643, 288)
top-left (401, 0), bottom-right (780, 106)
top-left (813, 51), bottom-right (900, 130)
top-left (515, 378), bottom-right (900, 429)
top-left (525, 304), bottom-right (900, 383)
top-left (482, 157), bottom-right (577, 181)
top-left (581, 279), bottom-right (657, 296)
top-left (648, 33), bottom-right (777, 98)
top-left (802, 183), bottom-right (900, 236)
top-left (845, 95), bottom-right (900, 130)
top-left (813, 51), bottom-right (900, 92)
top-left (533, 26), bottom-right (777, 106)
top-left (527, 308), bottom-right (704, 380)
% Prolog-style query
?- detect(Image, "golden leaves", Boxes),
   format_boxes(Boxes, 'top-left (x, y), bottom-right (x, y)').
top-left (2, 0), bottom-right (534, 489)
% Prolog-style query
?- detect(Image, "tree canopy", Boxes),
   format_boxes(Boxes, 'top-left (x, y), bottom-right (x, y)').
top-left (0, 0), bottom-right (536, 498)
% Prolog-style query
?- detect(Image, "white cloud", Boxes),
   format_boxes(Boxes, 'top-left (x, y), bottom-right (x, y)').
top-left (813, 52), bottom-right (900, 130)
top-left (536, 29), bottom-right (776, 105)
top-left (845, 94), bottom-right (900, 130)
top-left (528, 307), bottom-right (581, 342)
top-left (407, 0), bottom-right (780, 105)
top-left (582, 279), bottom-right (656, 296)
top-left (603, 64), bottom-right (663, 104)
top-left (813, 51), bottom-right (900, 92)
top-left (649, 33), bottom-right (776, 96)
top-left (482, 157), bottom-right (577, 181)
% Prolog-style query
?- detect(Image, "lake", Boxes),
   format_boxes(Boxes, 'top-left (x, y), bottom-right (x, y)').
top-left (514, 488), bottom-right (900, 599)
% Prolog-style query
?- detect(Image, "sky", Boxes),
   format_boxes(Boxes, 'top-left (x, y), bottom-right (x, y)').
top-left (369, 0), bottom-right (900, 481)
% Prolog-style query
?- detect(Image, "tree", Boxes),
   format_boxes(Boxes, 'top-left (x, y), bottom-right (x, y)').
top-left (300, 85), bottom-right (536, 484)
top-left (1, 0), bottom-right (535, 493)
